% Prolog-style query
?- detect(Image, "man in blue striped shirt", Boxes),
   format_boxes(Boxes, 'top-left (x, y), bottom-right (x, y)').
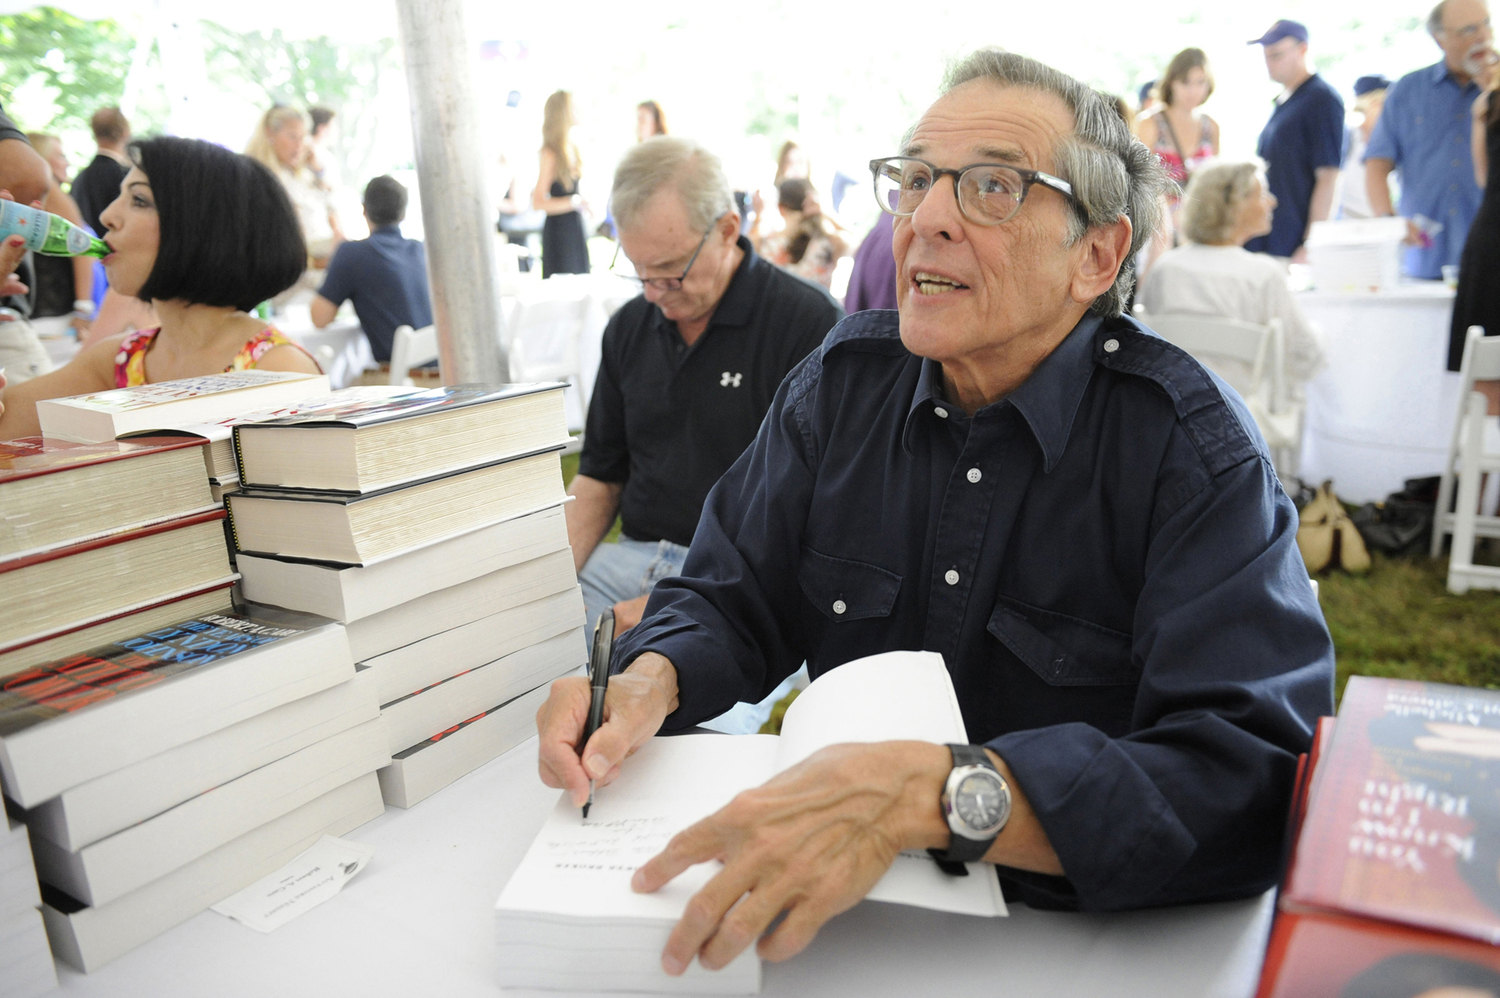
top-left (1365, 0), bottom-right (1495, 279)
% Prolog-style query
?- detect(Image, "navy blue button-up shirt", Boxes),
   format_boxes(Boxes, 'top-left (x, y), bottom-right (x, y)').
top-left (613, 308), bottom-right (1335, 913)
top-left (1364, 60), bottom-right (1485, 279)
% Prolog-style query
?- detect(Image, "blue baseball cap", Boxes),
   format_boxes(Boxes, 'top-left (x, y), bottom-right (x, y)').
top-left (1248, 20), bottom-right (1309, 46)
top-left (1353, 74), bottom-right (1391, 96)
top-left (1138, 80), bottom-right (1157, 103)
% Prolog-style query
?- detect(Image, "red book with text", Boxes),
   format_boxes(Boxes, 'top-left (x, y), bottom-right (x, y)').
top-left (1285, 676), bottom-right (1500, 944)
top-left (1256, 678), bottom-right (1500, 998)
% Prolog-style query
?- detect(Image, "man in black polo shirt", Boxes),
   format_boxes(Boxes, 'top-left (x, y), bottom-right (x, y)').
top-left (312, 175), bottom-right (433, 363)
top-left (1245, 20), bottom-right (1345, 261)
top-left (570, 136), bottom-right (842, 638)
top-left (70, 107), bottom-right (132, 237)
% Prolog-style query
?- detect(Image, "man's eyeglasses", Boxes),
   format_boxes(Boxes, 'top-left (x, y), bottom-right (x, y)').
top-left (610, 224), bottom-right (716, 290)
top-left (869, 156), bottom-right (1079, 226)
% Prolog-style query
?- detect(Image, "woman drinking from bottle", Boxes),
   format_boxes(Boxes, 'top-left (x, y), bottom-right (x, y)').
top-left (0, 135), bottom-right (321, 439)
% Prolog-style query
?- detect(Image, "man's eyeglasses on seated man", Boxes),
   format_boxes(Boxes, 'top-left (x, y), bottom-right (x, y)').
top-left (611, 224), bottom-right (716, 291)
top-left (869, 156), bottom-right (1080, 226)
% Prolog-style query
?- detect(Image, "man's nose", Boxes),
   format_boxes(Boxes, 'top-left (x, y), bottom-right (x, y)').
top-left (910, 175), bottom-right (962, 241)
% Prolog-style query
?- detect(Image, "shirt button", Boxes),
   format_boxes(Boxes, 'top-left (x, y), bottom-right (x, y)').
top-left (945, 569), bottom-right (960, 586)
top-left (1104, 338), bottom-right (1120, 353)
top-left (966, 467), bottom-right (982, 483)
top-left (1452, 159), bottom-right (1462, 168)
top-left (933, 406), bottom-right (949, 419)
top-left (832, 600), bottom-right (847, 615)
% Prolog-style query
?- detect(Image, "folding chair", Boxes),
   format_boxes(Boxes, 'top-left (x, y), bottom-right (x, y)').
top-left (1433, 326), bottom-right (1500, 592)
top-left (388, 323), bottom-right (439, 386)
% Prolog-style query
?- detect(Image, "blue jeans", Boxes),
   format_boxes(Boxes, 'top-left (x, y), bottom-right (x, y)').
top-left (578, 537), bottom-right (802, 734)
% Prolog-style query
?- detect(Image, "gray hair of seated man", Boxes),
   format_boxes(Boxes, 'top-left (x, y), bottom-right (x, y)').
top-left (611, 136), bottom-right (734, 236)
top-left (1427, 0), bottom-right (1448, 38)
top-left (941, 49), bottom-right (1169, 318)
top-left (1178, 161), bottom-right (1264, 246)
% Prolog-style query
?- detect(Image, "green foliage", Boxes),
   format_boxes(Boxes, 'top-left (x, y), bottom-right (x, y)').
top-left (0, 7), bottom-right (135, 133)
top-left (199, 22), bottom-right (398, 186)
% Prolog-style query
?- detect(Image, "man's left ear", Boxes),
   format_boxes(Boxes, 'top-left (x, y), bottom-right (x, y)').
top-left (1070, 217), bottom-right (1132, 306)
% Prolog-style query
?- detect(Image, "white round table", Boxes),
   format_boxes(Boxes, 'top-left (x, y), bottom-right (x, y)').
top-left (1297, 282), bottom-right (1465, 503)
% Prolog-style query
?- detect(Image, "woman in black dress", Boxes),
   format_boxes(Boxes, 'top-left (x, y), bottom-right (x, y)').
top-left (532, 90), bottom-right (589, 278)
top-left (1448, 75), bottom-right (1500, 372)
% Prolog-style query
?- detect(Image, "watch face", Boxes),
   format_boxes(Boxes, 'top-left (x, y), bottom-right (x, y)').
top-left (955, 771), bottom-right (1007, 832)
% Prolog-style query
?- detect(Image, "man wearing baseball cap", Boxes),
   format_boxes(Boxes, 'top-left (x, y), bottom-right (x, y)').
top-left (1364, 0), bottom-right (1495, 280)
top-left (1246, 20), bottom-right (1346, 261)
top-left (1339, 75), bottom-right (1392, 219)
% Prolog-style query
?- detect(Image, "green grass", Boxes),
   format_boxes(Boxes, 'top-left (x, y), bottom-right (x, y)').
top-left (567, 451), bottom-right (1500, 709)
top-left (1317, 552), bottom-right (1500, 704)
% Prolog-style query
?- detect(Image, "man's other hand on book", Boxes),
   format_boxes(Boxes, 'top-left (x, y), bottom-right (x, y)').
top-left (536, 652), bottom-right (680, 806)
top-left (611, 595), bottom-right (649, 633)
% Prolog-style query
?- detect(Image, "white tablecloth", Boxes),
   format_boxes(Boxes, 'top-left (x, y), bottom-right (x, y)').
top-left (275, 305), bottom-right (373, 391)
top-left (501, 273), bottom-right (638, 430)
top-left (49, 735), bottom-right (1276, 998)
top-left (1297, 282), bottom-right (1463, 502)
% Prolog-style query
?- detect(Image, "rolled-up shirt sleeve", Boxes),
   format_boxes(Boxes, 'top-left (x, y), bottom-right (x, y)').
top-left (612, 354), bottom-right (821, 721)
top-left (992, 448), bottom-right (1331, 910)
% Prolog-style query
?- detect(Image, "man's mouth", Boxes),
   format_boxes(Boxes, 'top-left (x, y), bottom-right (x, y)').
top-left (913, 271), bottom-right (969, 296)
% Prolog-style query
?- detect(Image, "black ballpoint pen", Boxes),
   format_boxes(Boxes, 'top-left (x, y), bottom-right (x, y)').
top-left (580, 608), bottom-right (614, 820)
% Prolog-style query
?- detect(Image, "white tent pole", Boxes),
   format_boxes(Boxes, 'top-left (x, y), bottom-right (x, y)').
top-left (393, 0), bottom-right (508, 384)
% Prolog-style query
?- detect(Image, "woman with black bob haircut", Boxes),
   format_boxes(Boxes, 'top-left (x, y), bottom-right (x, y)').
top-left (0, 135), bottom-right (321, 439)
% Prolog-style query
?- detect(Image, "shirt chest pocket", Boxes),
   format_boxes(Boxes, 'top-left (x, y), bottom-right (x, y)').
top-left (986, 597), bottom-right (1137, 687)
top-left (797, 547), bottom-right (902, 622)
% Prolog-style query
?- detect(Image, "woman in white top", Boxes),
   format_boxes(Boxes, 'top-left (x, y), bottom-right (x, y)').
top-left (1138, 160), bottom-right (1326, 400)
top-left (245, 106), bottom-right (342, 268)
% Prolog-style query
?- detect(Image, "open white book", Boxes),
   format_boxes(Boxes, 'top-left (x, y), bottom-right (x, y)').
top-left (494, 650), bottom-right (1006, 995)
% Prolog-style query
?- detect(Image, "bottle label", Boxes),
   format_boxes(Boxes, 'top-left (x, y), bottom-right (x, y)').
top-left (0, 201), bottom-right (47, 252)
top-left (66, 227), bottom-right (90, 255)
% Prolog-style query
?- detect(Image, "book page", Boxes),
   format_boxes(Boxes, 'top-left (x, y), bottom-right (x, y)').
top-left (773, 651), bottom-right (1006, 917)
top-left (497, 734), bottom-right (779, 921)
top-left (774, 651), bottom-right (968, 769)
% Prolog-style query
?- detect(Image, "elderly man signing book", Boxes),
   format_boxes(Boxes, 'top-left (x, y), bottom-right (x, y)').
top-left (535, 48), bottom-right (1334, 977)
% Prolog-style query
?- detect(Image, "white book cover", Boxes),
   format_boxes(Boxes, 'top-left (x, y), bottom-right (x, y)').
top-left (235, 501), bottom-right (570, 623)
top-left (380, 628), bottom-right (584, 755)
top-left (378, 683), bottom-right (551, 809)
top-left (347, 547), bottom-right (577, 662)
top-left (40, 771), bottom-right (384, 973)
top-left (27, 668), bottom-right (380, 852)
top-left (495, 651), bottom-right (1005, 994)
top-left (364, 586), bottom-right (583, 705)
top-left (30, 717), bottom-right (389, 907)
top-left (37, 370), bottom-right (330, 444)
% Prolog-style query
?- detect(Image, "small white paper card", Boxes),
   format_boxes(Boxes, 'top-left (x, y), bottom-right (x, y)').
top-left (212, 835), bottom-right (375, 933)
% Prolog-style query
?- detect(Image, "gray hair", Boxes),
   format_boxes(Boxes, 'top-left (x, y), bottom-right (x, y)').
top-left (942, 49), bottom-right (1170, 318)
top-left (611, 136), bottom-right (734, 235)
top-left (1179, 161), bottom-right (1263, 245)
top-left (1428, 0), bottom-right (1448, 36)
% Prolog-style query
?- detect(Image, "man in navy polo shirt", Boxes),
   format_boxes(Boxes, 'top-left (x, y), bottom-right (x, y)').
top-left (567, 136), bottom-right (841, 637)
top-left (312, 175), bottom-right (433, 363)
top-left (1246, 20), bottom-right (1345, 261)
top-left (1365, 0), bottom-right (1495, 280)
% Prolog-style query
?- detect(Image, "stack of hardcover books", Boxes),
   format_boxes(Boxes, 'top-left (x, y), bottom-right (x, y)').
top-left (1257, 677), bottom-right (1500, 997)
top-left (2, 803), bottom-right (55, 998)
top-left (227, 384), bottom-right (585, 808)
top-left (0, 436), bottom-right (238, 683)
top-left (1, 603), bottom-right (387, 972)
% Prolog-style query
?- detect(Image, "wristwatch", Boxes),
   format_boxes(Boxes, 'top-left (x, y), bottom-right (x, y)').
top-left (928, 743), bottom-right (1011, 875)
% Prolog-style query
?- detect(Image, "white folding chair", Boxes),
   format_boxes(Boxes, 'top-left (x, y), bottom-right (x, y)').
top-left (388, 323), bottom-right (439, 386)
top-left (1139, 311), bottom-right (1304, 479)
top-left (1433, 327), bottom-right (1500, 591)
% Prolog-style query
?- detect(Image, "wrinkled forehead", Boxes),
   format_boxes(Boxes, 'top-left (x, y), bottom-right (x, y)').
top-left (903, 80), bottom-right (1074, 172)
top-left (1442, 0), bottom-right (1490, 30)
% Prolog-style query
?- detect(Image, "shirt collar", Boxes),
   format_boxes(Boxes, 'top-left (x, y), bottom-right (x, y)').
top-left (371, 224), bottom-right (403, 237)
top-left (649, 235), bottom-right (759, 336)
top-left (1429, 59), bottom-right (1480, 91)
top-left (904, 313), bottom-right (1103, 472)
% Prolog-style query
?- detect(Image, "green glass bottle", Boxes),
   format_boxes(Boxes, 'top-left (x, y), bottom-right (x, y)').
top-left (0, 200), bottom-right (110, 258)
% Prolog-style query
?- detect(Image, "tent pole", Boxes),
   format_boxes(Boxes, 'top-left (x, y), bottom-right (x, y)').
top-left (393, 0), bottom-right (509, 384)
